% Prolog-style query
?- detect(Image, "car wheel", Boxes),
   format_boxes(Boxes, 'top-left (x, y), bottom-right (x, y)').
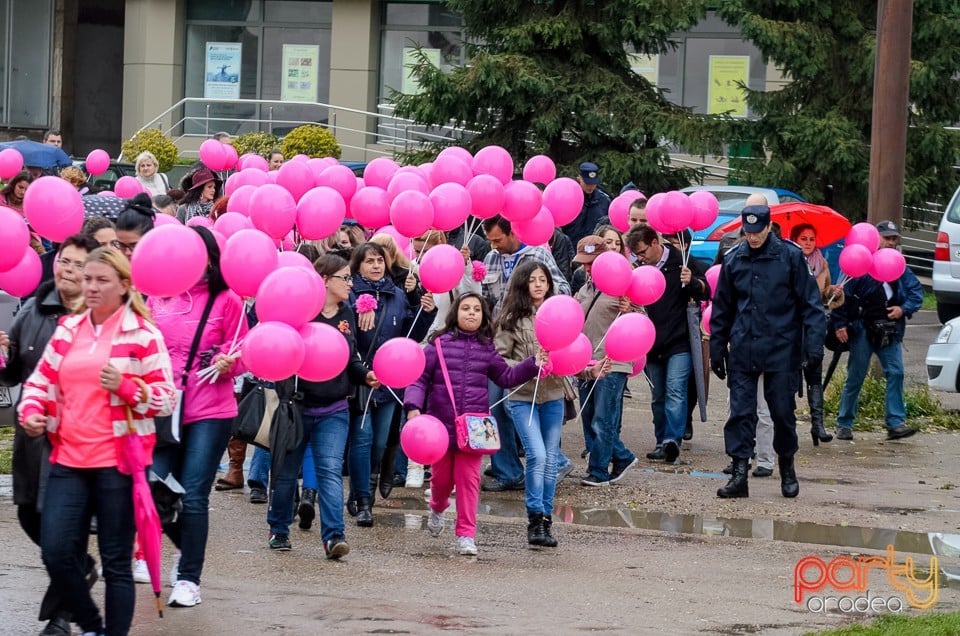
top-left (937, 302), bottom-right (960, 324)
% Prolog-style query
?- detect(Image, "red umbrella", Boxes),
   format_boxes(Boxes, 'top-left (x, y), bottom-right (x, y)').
top-left (121, 401), bottom-right (164, 618)
top-left (714, 202), bottom-right (852, 247)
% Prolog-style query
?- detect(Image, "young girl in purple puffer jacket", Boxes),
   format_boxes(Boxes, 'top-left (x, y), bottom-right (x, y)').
top-left (405, 292), bottom-right (545, 556)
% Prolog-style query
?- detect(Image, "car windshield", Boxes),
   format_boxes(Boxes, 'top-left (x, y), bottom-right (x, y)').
top-left (946, 189), bottom-right (960, 224)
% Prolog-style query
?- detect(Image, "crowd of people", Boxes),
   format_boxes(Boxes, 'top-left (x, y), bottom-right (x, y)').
top-left (0, 152), bottom-right (925, 636)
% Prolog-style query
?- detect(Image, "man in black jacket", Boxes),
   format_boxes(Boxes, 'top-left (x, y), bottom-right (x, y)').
top-left (625, 226), bottom-right (710, 464)
top-left (709, 204), bottom-right (824, 499)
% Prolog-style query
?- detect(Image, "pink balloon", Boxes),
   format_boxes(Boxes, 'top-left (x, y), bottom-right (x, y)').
top-left (629, 355), bottom-right (648, 378)
top-left (605, 313), bottom-right (655, 362)
top-left (689, 191), bottom-right (720, 231)
top-left (0, 148), bottom-right (24, 180)
top-left (241, 321), bottom-right (305, 381)
top-left (186, 216), bottom-right (213, 229)
top-left (266, 171), bottom-right (279, 183)
top-left (376, 225), bottom-right (411, 253)
top-left (316, 164), bottom-right (358, 202)
top-left (627, 265), bottom-right (667, 306)
top-left (501, 180), bottom-right (542, 222)
top-left (84, 149), bottom-right (109, 177)
top-left (0, 208), bottom-right (30, 272)
top-left (608, 191), bottom-right (645, 233)
top-left (654, 191), bottom-right (693, 234)
top-left (387, 171), bottom-right (430, 202)
top-left (199, 139), bottom-right (227, 171)
top-left (429, 182), bottom-right (472, 232)
top-left (114, 176), bottom-right (143, 199)
top-left (297, 186), bottom-right (346, 240)
top-left (389, 190), bottom-right (434, 238)
top-left (351, 186), bottom-right (391, 228)
top-left (227, 185), bottom-right (256, 216)
top-left (542, 178), bottom-right (585, 226)
top-left (213, 211), bottom-right (252, 238)
top-left (222, 144), bottom-right (239, 171)
top-left (466, 174), bottom-right (505, 220)
top-left (22, 176), bottom-right (84, 242)
top-left (373, 337), bottom-right (426, 388)
top-left (236, 153), bottom-right (254, 170)
top-left (363, 157), bottom-right (400, 189)
top-left (278, 232), bottom-right (296, 252)
top-left (548, 333), bottom-right (592, 375)
top-left (701, 304), bottom-right (713, 335)
top-left (418, 162), bottom-right (435, 188)
top-left (437, 146), bottom-right (473, 165)
top-left (395, 165), bottom-right (430, 184)
top-left (130, 224), bottom-right (207, 297)
top-left (250, 184), bottom-right (297, 239)
top-left (278, 250), bottom-right (314, 271)
top-left (590, 251), bottom-right (633, 297)
top-left (234, 169), bottom-right (269, 189)
top-left (256, 266), bottom-right (325, 328)
top-left (243, 155), bottom-right (269, 172)
top-left (513, 206), bottom-right (555, 245)
top-left (705, 264), bottom-right (721, 299)
top-left (0, 247), bottom-right (41, 297)
top-left (472, 146), bottom-right (514, 184)
top-left (535, 295), bottom-right (585, 351)
top-left (846, 222), bottom-right (881, 253)
top-left (154, 213), bottom-right (180, 226)
top-left (431, 155), bottom-right (473, 186)
top-left (870, 248), bottom-right (906, 282)
top-left (645, 192), bottom-right (667, 232)
top-left (839, 244), bottom-right (873, 279)
top-left (522, 155), bottom-right (556, 185)
top-left (223, 173), bottom-right (242, 197)
top-left (211, 229), bottom-right (227, 253)
top-left (276, 160), bottom-right (314, 202)
top-left (400, 414), bottom-right (449, 465)
top-left (291, 154), bottom-right (310, 163)
top-left (221, 229), bottom-right (280, 298)
top-left (419, 244), bottom-right (466, 293)
top-left (297, 322), bottom-right (350, 382)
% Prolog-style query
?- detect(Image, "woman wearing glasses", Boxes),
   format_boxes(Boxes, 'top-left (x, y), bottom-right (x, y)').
top-left (112, 194), bottom-right (156, 259)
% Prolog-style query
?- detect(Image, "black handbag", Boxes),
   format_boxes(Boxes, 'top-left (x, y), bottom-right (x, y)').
top-left (232, 381), bottom-right (279, 450)
top-left (154, 293), bottom-right (218, 447)
top-left (824, 311), bottom-right (849, 353)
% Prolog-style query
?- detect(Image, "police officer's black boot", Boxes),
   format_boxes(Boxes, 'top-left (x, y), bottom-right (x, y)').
top-left (716, 458), bottom-right (749, 498)
top-left (808, 383), bottom-right (833, 446)
top-left (527, 512), bottom-right (545, 546)
top-left (779, 454), bottom-right (799, 498)
top-left (356, 496), bottom-right (374, 527)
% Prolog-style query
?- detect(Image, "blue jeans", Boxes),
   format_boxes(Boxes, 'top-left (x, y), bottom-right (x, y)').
top-left (248, 445), bottom-right (270, 489)
top-left (151, 418), bottom-right (233, 585)
top-left (647, 352), bottom-right (691, 446)
top-left (268, 409), bottom-right (350, 542)
top-left (488, 380), bottom-right (524, 484)
top-left (348, 401), bottom-right (396, 498)
top-left (42, 464), bottom-right (135, 636)
top-left (507, 399), bottom-right (564, 515)
top-left (580, 372), bottom-right (634, 481)
top-left (302, 441), bottom-right (316, 490)
top-left (837, 328), bottom-right (906, 430)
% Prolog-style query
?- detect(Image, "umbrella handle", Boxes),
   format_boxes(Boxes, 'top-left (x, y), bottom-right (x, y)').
top-left (125, 377), bottom-right (150, 435)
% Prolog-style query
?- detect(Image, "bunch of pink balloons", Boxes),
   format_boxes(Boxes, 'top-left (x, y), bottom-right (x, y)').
top-left (838, 244), bottom-right (873, 278)
top-left (199, 139), bottom-right (238, 171)
top-left (242, 322), bottom-right (305, 381)
top-left (647, 191), bottom-right (694, 235)
top-left (548, 333), bottom-right (592, 375)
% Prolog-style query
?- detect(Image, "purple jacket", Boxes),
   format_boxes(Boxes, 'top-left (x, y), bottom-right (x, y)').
top-left (404, 330), bottom-right (539, 446)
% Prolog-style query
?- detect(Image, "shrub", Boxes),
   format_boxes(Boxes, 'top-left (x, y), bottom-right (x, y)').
top-left (280, 125), bottom-right (341, 159)
top-left (121, 128), bottom-right (179, 173)
top-left (231, 131), bottom-right (280, 158)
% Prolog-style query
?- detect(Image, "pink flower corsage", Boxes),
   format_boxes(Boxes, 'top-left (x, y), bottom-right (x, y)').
top-left (539, 359), bottom-right (554, 378)
top-left (356, 294), bottom-right (378, 313)
top-left (471, 260), bottom-right (486, 282)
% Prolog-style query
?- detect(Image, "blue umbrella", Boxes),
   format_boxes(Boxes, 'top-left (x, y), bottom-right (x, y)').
top-left (0, 140), bottom-right (71, 169)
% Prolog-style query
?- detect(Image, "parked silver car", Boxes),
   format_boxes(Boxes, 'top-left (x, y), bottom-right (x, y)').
top-left (932, 184), bottom-right (960, 323)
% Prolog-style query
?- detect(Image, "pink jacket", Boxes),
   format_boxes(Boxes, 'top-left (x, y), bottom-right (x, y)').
top-left (147, 283), bottom-right (248, 424)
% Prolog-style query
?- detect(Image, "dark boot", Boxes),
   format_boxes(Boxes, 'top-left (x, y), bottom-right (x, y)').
top-left (527, 512), bottom-right (545, 546)
top-left (368, 474), bottom-right (378, 507)
top-left (379, 444), bottom-right (398, 499)
top-left (215, 438), bottom-right (247, 490)
top-left (541, 515), bottom-right (558, 548)
top-left (298, 488), bottom-right (316, 530)
top-left (807, 383), bottom-right (832, 446)
top-left (779, 455), bottom-right (799, 498)
top-left (346, 492), bottom-right (358, 517)
top-left (356, 496), bottom-right (374, 527)
top-left (717, 458), bottom-right (749, 498)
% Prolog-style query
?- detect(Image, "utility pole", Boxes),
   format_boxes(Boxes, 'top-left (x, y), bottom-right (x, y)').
top-left (867, 0), bottom-right (914, 226)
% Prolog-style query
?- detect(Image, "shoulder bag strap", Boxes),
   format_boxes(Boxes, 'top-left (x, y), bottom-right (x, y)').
top-left (583, 291), bottom-right (603, 322)
top-left (182, 293), bottom-right (218, 387)
top-left (361, 309), bottom-right (387, 364)
top-left (434, 337), bottom-right (459, 419)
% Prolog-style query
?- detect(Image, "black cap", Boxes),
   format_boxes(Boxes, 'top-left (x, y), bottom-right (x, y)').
top-left (579, 162), bottom-right (600, 185)
top-left (741, 204), bottom-right (771, 232)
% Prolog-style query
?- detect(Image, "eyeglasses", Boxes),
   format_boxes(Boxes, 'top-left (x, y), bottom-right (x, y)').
top-left (329, 274), bottom-right (353, 283)
top-left (111, 239), bottom-right (138, 253)
top-left (56, 258), bottom-right (85, 271)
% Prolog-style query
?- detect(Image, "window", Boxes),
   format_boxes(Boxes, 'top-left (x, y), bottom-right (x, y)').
top-left (0, 0), bottom-right (53, 127)
top-left (380, 2), bottom-right (464, 102)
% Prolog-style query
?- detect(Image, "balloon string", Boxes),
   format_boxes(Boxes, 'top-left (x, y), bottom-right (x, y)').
top-left (490, 384), bottom-right (526, 409)
top-left (593, 313), bottom-right (621, 354)
top-left (360, 384), bottom-right (375, 430)
top-left (527, 362), bottom-right (542, 429)
top-left (385, 386), bottom-right (405, 407)
top-left (415, 230), bottom-right (433, 264)
top-left (405, 305), bottom-right (425, 339)
top-left (225, 301), bottom-right (248, 357)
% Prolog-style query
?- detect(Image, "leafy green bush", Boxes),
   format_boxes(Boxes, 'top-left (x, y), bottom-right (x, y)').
top-left (121, 129), bottom-right (179, 173)
top-left (231, 132), bottom-right (280, 158)
top-left (280, 125), bottom-right (341, 159)
top-left (824, 368), bottom-right (954, 428)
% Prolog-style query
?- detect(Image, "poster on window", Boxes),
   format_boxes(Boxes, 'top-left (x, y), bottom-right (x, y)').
top-left (628, 53), bottom-right (659, 86)
top-left (401, 47), bottom-right (441, 95)
top-left (205, 43), bottom-right (242, 99)
top-left (707, 55), bottom-right (749, 118)
top-left (281, 44), bottom-right (320, 103)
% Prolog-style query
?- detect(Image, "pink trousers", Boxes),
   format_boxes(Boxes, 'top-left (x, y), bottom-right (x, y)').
top-left (429, 448), bottom-right (482, 538)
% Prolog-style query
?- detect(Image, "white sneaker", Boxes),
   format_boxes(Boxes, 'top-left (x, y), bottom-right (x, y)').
top-left (427, 510), bottom-right (445, 537)
top-left (405, 464), bottom-right (425, 488)
top-left (456, 536), bottom-right (477, 556)
top-left (168, 580), bottom-right (202, 607)
top-left (169, 552), bottom-right (181, 588)
top-left (133, 559), bottom-right (151, 584)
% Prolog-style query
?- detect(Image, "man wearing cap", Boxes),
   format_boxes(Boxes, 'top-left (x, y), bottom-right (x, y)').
top-left (709, 203), bottom-right (824, 499)
top-left (574, 235), bottom-right (639, 486)
top-left (561, 162), bottom-right (611, 248)
top-left (831, 220), bottom-right (923, 441)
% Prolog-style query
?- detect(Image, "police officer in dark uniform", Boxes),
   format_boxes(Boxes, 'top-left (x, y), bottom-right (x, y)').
top-left (561, 162), bottom-right (610, 248)
top-left (709, 204), bottom-right (825, 499)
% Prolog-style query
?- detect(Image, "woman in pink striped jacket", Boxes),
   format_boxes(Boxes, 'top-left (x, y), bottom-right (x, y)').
top-left (18, 246), bottom-right (175, 636)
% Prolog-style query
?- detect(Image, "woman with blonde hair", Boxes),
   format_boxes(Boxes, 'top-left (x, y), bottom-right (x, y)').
top-left (59, 166), bottom-right (88, 192)
top-left (135, 151), bottom-right (169, 197)
top-left (18, 246), bottom-right (176, 636)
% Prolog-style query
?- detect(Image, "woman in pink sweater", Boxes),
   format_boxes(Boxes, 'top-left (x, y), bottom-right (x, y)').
top-left (19, 247), bottom-right (176, 636)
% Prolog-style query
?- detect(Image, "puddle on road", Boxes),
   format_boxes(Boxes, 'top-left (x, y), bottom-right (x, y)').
top-left (379, 496), bottom-right (937, 556)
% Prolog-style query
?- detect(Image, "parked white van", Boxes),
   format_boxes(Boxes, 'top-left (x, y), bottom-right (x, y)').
top-left (933, 184), bottom-right (960, 323)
